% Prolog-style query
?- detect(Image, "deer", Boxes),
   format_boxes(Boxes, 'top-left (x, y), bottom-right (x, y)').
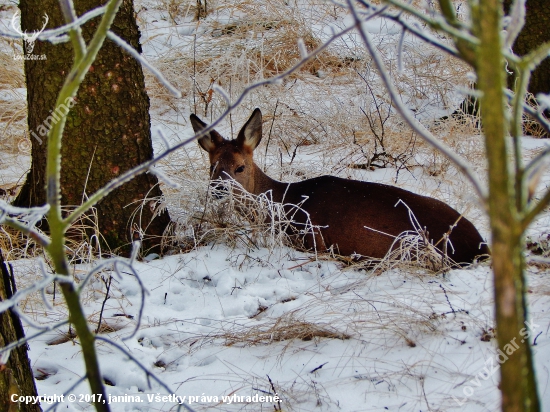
top-left (190, 108), bottom-right (489, 265)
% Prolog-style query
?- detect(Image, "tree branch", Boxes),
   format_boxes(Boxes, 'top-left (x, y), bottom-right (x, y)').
top-left (521, 41), bottom-right (550, 71)
top-left (381, 0), bottom-right (477, 45)
top-left (522, 185), bottom-right (550, 231)
top-left (437, 0), bottom-right (460, 27)
top-left (95, 336), bottom-right (197, 412)
top-left (384, 10), bottom-right (460, 59)
top-left (0, 217), bottom-right (51, 248)
top-left (58, 0), bottom-right (86, 61)
top-left (504, 0), bottom-right (526, 49)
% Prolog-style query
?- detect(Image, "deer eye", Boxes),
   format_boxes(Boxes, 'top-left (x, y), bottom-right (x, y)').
top-left (235, 165), bottom-right (245, 174)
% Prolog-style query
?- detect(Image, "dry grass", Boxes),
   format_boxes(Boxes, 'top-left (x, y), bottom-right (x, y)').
top-left (523, 93), bottom-right (549, 138)
top-left (0, 226), bottom-right (38, 260)
top-left (221, 315), bottom-right (351, 347)
top-left (0, 12), bottom-right (27, 156)
top-left (0, 7), bottom-right (29, 202)
top-left (162, 174), bottom-right (317, 255)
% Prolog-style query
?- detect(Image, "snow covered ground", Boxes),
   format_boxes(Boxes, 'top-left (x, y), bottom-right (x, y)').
top-left (12, 242), bottom-right (550, 411)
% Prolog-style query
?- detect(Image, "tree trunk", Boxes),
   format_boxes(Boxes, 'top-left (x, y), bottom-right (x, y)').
top-left (503, 0), bottom-right (550, 97)
top-left (0, 250), bottom-right (41, 412)
top-left (474, 1), bottom-right (540, 411)
top-left (15, 0), bottom-right (170, 255)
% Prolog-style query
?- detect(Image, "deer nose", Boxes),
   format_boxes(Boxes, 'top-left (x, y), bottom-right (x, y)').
top-left (210, 179), bottom-right (228, 199)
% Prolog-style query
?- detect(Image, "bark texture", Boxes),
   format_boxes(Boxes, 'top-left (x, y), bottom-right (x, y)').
top-left (0, 250), bottom-right (41, 412)
top-left (15, 0), bottom-right (170, 255)
top-left (503, 0), bottom-right (550, 97)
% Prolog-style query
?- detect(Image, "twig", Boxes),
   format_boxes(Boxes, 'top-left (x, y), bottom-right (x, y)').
top-left (310, 362), bottom-right (328, 373)
top-left (95, 337), bottom-right (196, 412)
top-left (267, 375), bottom-right (282, 411)
top-left (264, 100), bottom-right (279, 172)
top-left (439, 284), bottom-right (455, 316)
top-left (95, 275), bottom-right (113, 334)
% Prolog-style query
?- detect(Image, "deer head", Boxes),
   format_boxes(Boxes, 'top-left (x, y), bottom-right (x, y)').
top-left (190, 109), bottom-right (263, 194)
top-left (11, 12), bottom-right (49, 55)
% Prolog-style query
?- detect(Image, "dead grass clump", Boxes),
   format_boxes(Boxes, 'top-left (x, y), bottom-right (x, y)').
top-left (46, 330), bottom-right (77, 346)
top-left (142, 0), bottom-right (362, 119)
top-left (95, 321), bottom-right (125, 334)
top-left (369, 229), bottom-right (458, 275)
top-left (169, 179), bottom-right (307, 253)
top-left (0, 204), bottom-right (107, 262)
top-left (222, 315), bottom-right (350, 347)
top-left (62, 206), bottom-right (106, 260)
top-left (425, 107), bottom-right (485, 177)
top-left (357, 203), bottom-right (482, 275)
top-left (170, 19), bottom-right (347, 97)
top-left (0, 225), bottom-right (43, 260)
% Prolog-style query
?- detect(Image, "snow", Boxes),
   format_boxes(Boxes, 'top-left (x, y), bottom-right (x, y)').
top-left (8, 241), bottom-right (549, 411)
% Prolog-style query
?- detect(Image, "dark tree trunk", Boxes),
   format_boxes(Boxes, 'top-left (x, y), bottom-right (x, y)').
top-left (0, 250), bottom-right (41, 412)
top-left (15, 0), bottom-right (170, 255)
top-left (503, 0), bottom-right (550, 101)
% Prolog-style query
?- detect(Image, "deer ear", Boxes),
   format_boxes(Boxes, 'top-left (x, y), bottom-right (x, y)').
top-left (190, 113), bottom-right (224, 153)
top-left (236, 108), bottom-right (262, 151)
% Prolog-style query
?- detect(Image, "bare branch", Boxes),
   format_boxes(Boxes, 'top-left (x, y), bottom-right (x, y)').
top-left (504, 0), bottom-right (526, 50)
top-left (95, 336), bottom-right (197, 412)
top-left (384, 12), bottom-right (460, 58)
top-left (522, 185), bottom-right (550, 231)
top-left (0, 271), bottom-right (73, 314)
top-left (59, 0), bottom-right (87, 61)
top-left (381, 0), bottom-right (477, 45)
top-left (107, 31), bottom-right (181, 98)
top-left (521, 41), bottom-right (550, 72)
top-left (0, 6), bottom-right (106, 44)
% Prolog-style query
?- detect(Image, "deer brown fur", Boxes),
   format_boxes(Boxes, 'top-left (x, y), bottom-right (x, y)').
top-left (191, 108), bottom-right (489, 264)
